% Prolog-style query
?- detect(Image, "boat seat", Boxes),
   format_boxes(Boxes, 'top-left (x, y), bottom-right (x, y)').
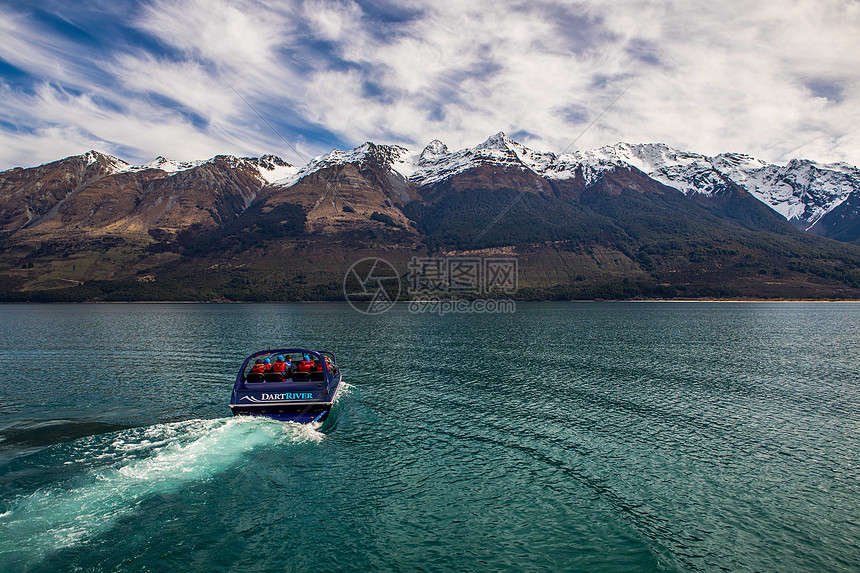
top-left (246, 373), bottom-right (265, 382)
top-left (292, 372), bottom-right (311, 382)
top-left (264, 372), bottom-right (285, 382)
top-left (310, 371), bottom-right (325, 381)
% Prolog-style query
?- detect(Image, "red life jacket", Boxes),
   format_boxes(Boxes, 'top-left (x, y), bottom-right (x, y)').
top-left (250, 364), bottom-right (266, 374)
top-left (296, 360), bottom-right (313, 372)
top-left (271, 361), bottom-right (287, 373)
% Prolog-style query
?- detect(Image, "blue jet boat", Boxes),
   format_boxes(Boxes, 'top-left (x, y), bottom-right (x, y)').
top-left (229, 349), bottom-right (342, 424)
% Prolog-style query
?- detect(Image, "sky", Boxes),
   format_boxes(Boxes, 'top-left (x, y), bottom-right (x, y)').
top-left (1, 0), bottom-right (859, 170)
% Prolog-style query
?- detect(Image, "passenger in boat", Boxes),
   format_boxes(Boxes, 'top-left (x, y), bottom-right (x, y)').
top-left (249, 359), bottom-right (267, 375)
top-left (296, 356), bottom-right (314, 372)
top-left (247, 358), bottom-right (267, 381)
top-left (263, 357), bottom-right (272, 371)
top-left (271, 355), bottom-right (288, 376)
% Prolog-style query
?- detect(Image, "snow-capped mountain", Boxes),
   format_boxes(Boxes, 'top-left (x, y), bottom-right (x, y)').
top-left (81, 151), bottom-right (296, 185)
top-left (0, 150), bottom-right (297, 235)
top-left (8, 135), bottom-right (860, 242)
top-left (71, 135), bottom-right (860, 236)
top-left (715, 158), bottom-right (860, 232)
top-left (269, 142), bottom-right (411, 187)
top-left (4, 140), bottom-right (860, 301)
top-left (79, 150), bottom-right (133, 173)
top-left (303, 133), bottom-right (858, 235)
top-left (140, 155), bottom-right (205, 174)
top-left (410, 132), bottom-right (554, 186)
top-left (562, 142), bottom-right (860, 232)
top-left (250, 154), bottom-right (297, 184)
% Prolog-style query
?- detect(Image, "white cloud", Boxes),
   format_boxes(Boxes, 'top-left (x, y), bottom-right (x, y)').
top-left (589, 0), bottom-right (860, 162)
top-left (0, 124), bottom-right (110, 169)
top-left (0, 82), bottom-right (276, 166)
top-left (0, 10), bottom-right (109, 90)
top-left (1, 0), bottom-right (859, 169)
top-left (135, 0), bottom-right (288, 72)
top-left (301, 0), bottom-right (364, 42)
top-left (109, 53), bottom-right (238, 124)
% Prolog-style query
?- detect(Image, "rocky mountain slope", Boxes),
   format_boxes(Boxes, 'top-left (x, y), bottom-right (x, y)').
top-left (0, 151), bottom-right (294, 235)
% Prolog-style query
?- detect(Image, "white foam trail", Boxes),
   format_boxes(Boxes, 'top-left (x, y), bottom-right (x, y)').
top-left (0, 417), bottom-right (321, 565)
top-left (336, 381), bottom-right (355, 401)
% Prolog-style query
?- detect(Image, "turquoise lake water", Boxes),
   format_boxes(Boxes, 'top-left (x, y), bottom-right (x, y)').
top-left (0, 302), bottom-right (859, 571)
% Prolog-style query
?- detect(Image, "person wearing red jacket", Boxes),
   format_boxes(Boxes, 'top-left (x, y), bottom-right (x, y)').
top-left (271, 355), bottom-right (288, 374)
top-left (249, 359), bottom-right (266, 375)
top-left (296, 355), bottom-right (314, 372)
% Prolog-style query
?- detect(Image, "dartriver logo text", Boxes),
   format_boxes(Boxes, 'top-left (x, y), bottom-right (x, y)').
top-left (262, 393), bottom-right (313, 400)
top-left (241, 393), bottom-right (314, 402)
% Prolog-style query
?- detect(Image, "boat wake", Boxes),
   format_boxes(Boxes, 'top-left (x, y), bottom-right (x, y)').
top-left (336, 380), bottom-right (355, 399)
top-left (0, 416), bottom-right (322, 567)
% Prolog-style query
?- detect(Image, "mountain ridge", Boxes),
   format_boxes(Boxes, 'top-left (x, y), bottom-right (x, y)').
top-left (264, 132), bottom-right (860, 242)
top-left (2, 134), bottom-right (860, 301)
top-left (8, 134), bottom-right (858, 242)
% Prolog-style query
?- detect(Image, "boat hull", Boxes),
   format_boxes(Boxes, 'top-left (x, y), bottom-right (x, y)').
top-left (229, 386), bottom-right (340, 424)
top-left (230, 406), bottom-right (333, 424)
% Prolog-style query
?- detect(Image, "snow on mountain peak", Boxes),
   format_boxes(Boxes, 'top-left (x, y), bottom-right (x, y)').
top-left (476, 131), bottom-right (515, 151)
top-left (564, 143), bottom-right (860, 228)
top-left (268, 142), bottom-right (414, 187)
top-left (101, 153), bottom-right (297, 185)
top-left (143, 156), bottom-right (205, 174)
top-left (406, 135), bottom-right (860, 229)
top-left (244, 155), bottom-right (296, 184)
top-left (82, 150), bottom-right (101, 166)
top-left (79, 150), bottom-right (131, 173)
top-left (420, 139), bottom-right (449, 162)
top-left (269, 134), bottom-right (860, 230)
